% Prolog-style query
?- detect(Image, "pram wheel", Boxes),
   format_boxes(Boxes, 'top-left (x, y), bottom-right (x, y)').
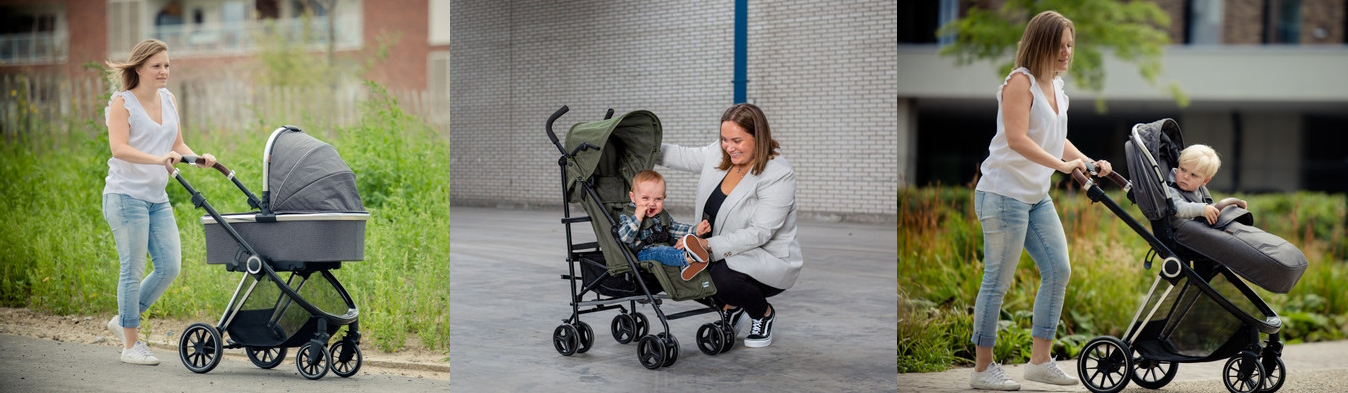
top-left (717, 320), bottom-right (735, 353)
top-left (636, 335), bottom-right (665, 370)
top-left (245, 346), bottom-right (287, 369)
top-left (553, 324), bottom-right (582, 356)
top-left (574, 321), bottom-right (594, 354)
top-left (1078, 336), bottom-right (1132, 393)
top-left (1130, 352), bottom-right (1178, 389)
top-left (696, 323), bottom-right (726, 355)
top-left (329, 340), bottom-right (363, 378)
top-left (611, 314), bottom-right (638, 344)
top-left (178, 323), bottom-right (223, 374)
top-left (632, 312), bottom-right (650, 338)
top-left (296, 341), bottom-right (332, 380)
top-left (1223, 351), bottom-right (1266, 393)
top-left (657, 332), bottom-right (679, 367)
top-left (1258, 356), bottom-right (1285, 393)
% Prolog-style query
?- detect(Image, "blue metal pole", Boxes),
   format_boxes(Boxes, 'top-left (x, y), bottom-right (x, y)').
top-left (734, 0), bottom-right (747, 104)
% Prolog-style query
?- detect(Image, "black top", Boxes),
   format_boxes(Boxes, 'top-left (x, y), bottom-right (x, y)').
top-left (702, 174), bottom-right (730, 239)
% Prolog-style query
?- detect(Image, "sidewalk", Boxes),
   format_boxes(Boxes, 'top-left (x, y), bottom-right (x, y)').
top-left (448, 206), bottom-right (898, 392)
top-left (898, 339), bottom-right (1348, 392)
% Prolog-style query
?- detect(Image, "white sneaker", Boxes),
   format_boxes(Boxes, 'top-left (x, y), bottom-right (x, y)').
top-left (1024, 359), bottom-right (1079, 386)
top-left (970, 362), bottom-right (1021, 391)
top-left (120, 341), bottom-right (160, 365)
top-left (107, 316), bottom-right (125, 346)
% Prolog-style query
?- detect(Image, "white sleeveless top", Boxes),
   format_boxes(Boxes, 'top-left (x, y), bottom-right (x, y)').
top-left (975, 68), bottom-right (1068, 204)
top-left (103, 88), bottom-right (179, 203)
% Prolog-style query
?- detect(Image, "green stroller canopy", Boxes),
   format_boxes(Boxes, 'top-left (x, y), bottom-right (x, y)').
top-left (563, 110), bottom-right (662, 204)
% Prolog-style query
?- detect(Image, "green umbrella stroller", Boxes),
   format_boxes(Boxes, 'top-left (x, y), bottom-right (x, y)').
top-left (546, 105), bottom-right (735, 370)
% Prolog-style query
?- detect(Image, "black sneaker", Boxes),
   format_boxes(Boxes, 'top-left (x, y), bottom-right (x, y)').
top-left (744, 307), bottom-right (775, 348)
top-left (725, 306), bottom-right (747, 336)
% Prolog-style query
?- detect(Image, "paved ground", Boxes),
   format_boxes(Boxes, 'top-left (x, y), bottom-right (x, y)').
top-left (898, 339), bottom-right (1348, 392)
top-left (0, 334), bottom-right (450, 392)
top-left (449, 206), bottom-right (899, 392)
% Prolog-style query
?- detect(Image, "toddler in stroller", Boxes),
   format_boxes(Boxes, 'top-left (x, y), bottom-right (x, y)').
top-left (619, 169), bottom-right (712, 281)
top-left (1166, 144), bottom-right (1247, 228)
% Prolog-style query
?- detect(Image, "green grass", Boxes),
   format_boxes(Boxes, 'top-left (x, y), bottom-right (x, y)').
top-left (0, 81), bottom-right (449, 355)
top-left (898, 183), bottom-right (1348, 372)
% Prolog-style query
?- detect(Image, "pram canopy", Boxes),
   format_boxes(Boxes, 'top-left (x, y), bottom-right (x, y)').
top-left (562, 110), bottom-right (662, 205)
top-left (1125, 118), bottom-right (1198, 222)
top-left (263, 126), bottom-right (365, 214)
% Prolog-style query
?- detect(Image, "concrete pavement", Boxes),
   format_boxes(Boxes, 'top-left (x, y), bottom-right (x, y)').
top-left (448, 206), bottom-right (899, 391)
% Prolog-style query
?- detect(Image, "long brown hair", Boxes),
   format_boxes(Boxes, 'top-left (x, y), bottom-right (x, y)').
top-left (106, 39), bottom-right (168, 91)
top-left (717, 103), bottom-right (780, 176)
top-left (1014, 10), bottom-right (1073, 81)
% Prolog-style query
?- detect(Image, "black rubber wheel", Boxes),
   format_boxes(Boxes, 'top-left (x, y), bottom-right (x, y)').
top-left (657, 332), bottom-right (679, 367)
top-left (1259, 356), bottom-right (1285, 393)
top-left (178, 323), bottom-right (223, 374)
top-left (1223, 352), bottom-right (1265, 393)
top-left (636, 335), bottom-right (665, 370)
top-left (575, 321), bottom-right (594, 354)
top-left (296, 341), bottom-right (332, 380)
top-left (696, 323), bottom-right (725, 356)
top-left (553, 324), bottom-right (580, 356)
top-left (1130, 352), bottom-right (1178, 389)
top-left (245, 346), bottom-right (287, 369)
top-left (718, 320), bottom-right (735, 354)
top-left (329, 341), bottom-right (362, 378)
top-left (1077, 336), bottom-right (1132, 393)
top-left (610, 314), bottom-right (637, 344)
top-left (632, 312), bottom-right (650, 338)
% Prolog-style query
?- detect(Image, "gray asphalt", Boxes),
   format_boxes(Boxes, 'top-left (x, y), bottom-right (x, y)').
top-left (448, 206), bottom-right (899, 392)
top-left (897, 339), bottom-right (1348, 392)
top-left (0, 334), bottom-right (449, 392)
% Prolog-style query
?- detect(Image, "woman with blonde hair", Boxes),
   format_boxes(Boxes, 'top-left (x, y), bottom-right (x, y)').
top-left (969, 11), bottom-right (1114, 390)
top-left (102, 38), bottom-right (216, 365)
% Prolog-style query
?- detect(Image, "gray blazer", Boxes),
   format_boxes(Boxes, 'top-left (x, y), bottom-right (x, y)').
top-left (658, 142), bottom-right (803, 290)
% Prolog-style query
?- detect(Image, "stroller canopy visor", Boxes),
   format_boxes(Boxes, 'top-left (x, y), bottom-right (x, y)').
top-left (264, 127), bottom-right (365, 214)
top-left (1126, 118), bottom-right (1190, 221)
top-left (563, 110), bottom-right (662, 203)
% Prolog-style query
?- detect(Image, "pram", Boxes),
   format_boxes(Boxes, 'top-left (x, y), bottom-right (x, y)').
top-left (545, 106), bottom-right (735, 370)
top-left (1072, 119), bottom-right (1308, 393)
top-left (172, 126), bottom-right (366, 380)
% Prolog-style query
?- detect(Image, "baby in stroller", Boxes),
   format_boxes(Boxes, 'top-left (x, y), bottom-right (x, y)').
top-left (1166, 144), bottom-right (1248, 227)
top-left (619, 170), bottom-right (711, 281)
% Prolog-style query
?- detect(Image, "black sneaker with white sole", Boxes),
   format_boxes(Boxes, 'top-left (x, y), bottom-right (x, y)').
top-left (744, 307), bottom-right (775, 348)
top-left (725, 306), bottom-right (747, 336)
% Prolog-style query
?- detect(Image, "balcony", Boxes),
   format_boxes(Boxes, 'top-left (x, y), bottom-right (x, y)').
top-left (0, 31), bottom-right (67, 66)
top-left (128, 14), bottom-right (362, 59)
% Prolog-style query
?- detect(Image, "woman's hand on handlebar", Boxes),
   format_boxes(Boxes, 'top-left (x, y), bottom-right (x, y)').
top-left (199, 153), bottom-right (217, 168)
top-left (1094, 160), bottom-right (1113, 177)
top-left (162, 151), bottom-right (183, 166)
top-left (1059, 158), bottom-right (1087, 175)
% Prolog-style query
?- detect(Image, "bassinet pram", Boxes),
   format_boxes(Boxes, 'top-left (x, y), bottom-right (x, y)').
top-left (174, 126), bottom-right (365, 380)
top-left (1072, 118), bottom-right (1307, 393)
top-left (545, 106), bottom-right (735, 370)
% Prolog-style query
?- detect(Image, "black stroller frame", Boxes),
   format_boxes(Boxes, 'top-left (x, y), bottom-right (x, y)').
top-left (545, 106), bottom-right (736, 369)
top-left (171, 126), bottom-right (365, 380)
top-left (1071, 121), bottom-right (1287, 393)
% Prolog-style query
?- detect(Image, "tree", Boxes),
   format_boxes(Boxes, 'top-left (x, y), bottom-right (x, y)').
top-left (939, 0), bottom-right (1188, 111)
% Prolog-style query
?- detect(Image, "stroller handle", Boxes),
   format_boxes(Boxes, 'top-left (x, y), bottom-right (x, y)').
top-left (1071, 166), bottom-right (1130, 191)
top-left (174, 155), bottom-right (235, 178)
top-left (546, 105), bottom-right (570, 153)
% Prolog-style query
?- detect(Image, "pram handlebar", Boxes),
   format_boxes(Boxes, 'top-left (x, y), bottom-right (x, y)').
top-left (546, 105), bottom-right (570, 153)
top-left (1070, 166), bottom-right (1130, 191)
top-left (178, 155), bottom-right (234, 178)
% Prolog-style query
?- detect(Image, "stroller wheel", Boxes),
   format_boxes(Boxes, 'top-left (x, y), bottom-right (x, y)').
top-left (245, 346), bottom-right (287, 369)
top-left (1223, 351), bottom-right (1266, 393)
top-left (696, 323), bottom-right (726, 356)
top-left (1258, 356), bottom-right (1285, 393)
top-left (1077, 336), bottom-right (1132, 393)
top-left (178, 323), bottom-right (223, 374)
top-left (611, 314), bottom-right (637, 344)
top-left (296, 341), bottom-right (332, 380)
top-left (632, 312), bottom-right (650, 338)
top-left (1130, 351), bottom-right (1178, 389)
top-left (574, 321), bottom-right (594, 354)
top-left (657, 332), bottom-right (679, 367)
top-left (553, 324), bottom-right (581, 356)
top-left (329, 341), bottom-right (363, 378)
top-left (717, 320), bottom-right (735, 354)
top-left (636, 335), bottom-right (665, 370)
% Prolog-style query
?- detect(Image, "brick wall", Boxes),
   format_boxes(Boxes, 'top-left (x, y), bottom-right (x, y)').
top-left (449, 0), bottom-right (899, 222)
top-left (1225, 0), bottom-right (1266, 44)
top-left (1301, 0), bottom-right (1346, 44)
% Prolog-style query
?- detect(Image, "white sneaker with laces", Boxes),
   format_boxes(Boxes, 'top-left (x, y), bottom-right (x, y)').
top-left (107, 316), bottom-right (125, 346)
top-left (1023, 359), bottom-right (1079, 386)
top-left (970, 362), bottom-right (1021, 391)
top-left (120, 341), bottom-right (161, 365)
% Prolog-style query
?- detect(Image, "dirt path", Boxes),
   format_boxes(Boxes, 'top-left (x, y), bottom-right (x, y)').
top-left (0, 307), bottom-right (449, 381)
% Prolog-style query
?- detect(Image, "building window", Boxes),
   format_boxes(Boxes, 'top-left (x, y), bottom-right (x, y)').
top-left (108, 0), bottom-right (144, 55)
top-left (1267, 0), bottom-right (1301, 43)
top-left (1186, 0), bottom-right (1223, 44)
top-left (898, 0), bottom-right (941, 44)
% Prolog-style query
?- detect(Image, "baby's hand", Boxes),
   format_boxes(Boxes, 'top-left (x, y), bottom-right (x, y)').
top-left (1204, 205), bottom-right (1220, 225)
top-left (695, 220), bottom-right (710, 236)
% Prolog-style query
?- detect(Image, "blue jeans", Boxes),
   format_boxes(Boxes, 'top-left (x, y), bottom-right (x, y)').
top-left (638, 245), bottom-right (688, 268)
top-left (103, 193), bottom-right (181, 329)
top-left (971, 191), bottom-right (1071, 348)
